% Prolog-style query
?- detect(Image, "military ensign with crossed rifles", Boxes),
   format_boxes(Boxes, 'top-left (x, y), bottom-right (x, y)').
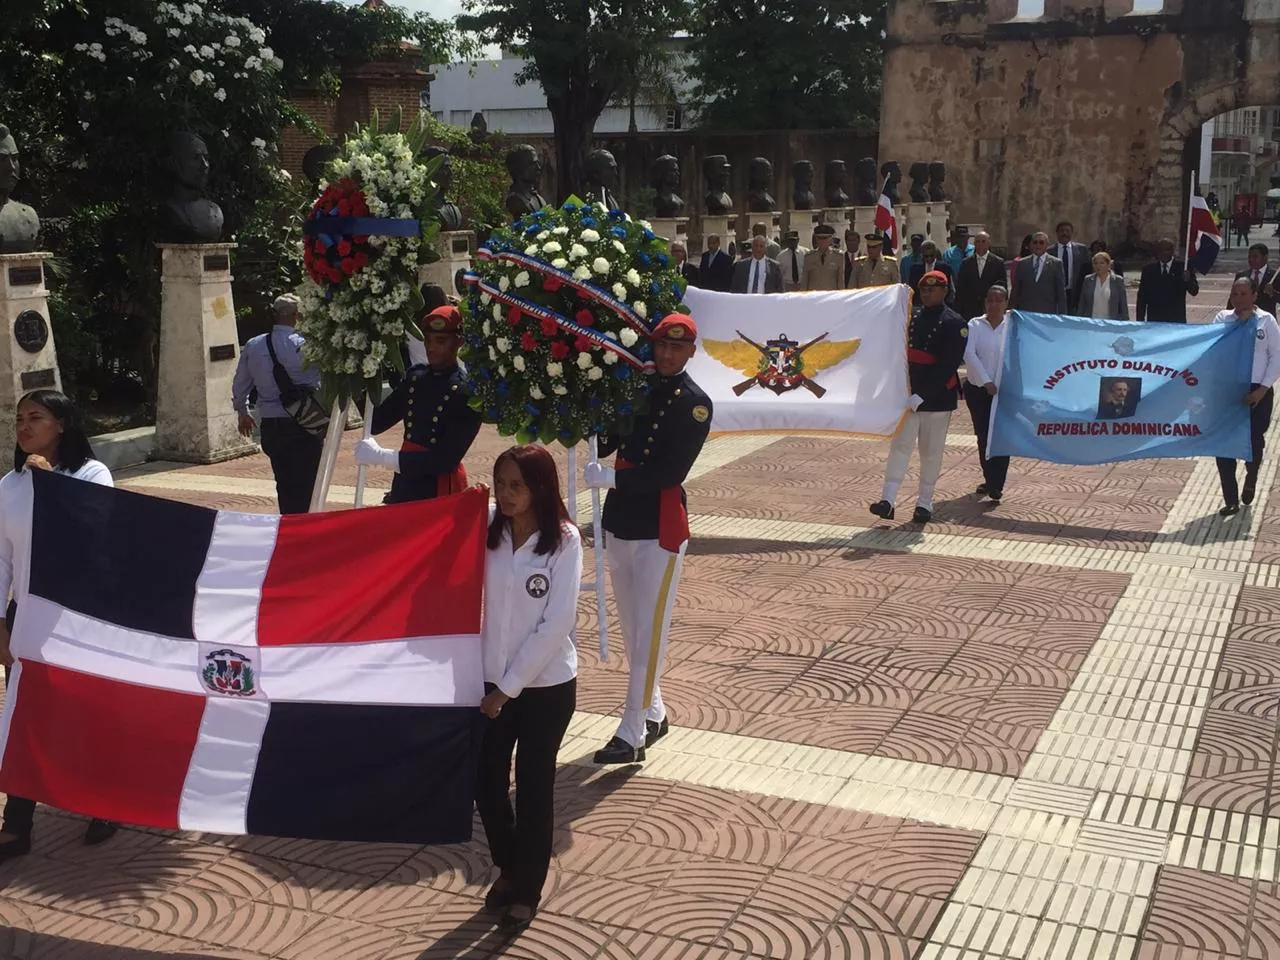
top-left (584, 313), bottom-right (712, 764)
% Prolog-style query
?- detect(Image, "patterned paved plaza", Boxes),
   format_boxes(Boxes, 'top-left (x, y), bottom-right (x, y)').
top-left (4, 259), bottom-right (1280, 959)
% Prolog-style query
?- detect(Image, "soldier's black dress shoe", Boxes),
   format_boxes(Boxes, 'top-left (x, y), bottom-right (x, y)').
top-left (83, 819), bottom-right (117, 846)
top-left (499, 904), bottom-right (536, 933)
top-left (1243, 474), bottom-right (1258, 505)
top-left (869, 500), bottom-right (894, 520)
top-left (593, 736), bottom-right (645, 764)
top-left (0, 832), bottom-right (30, 863)
top-left (911, 507), bottom-right (932, 524)
top-left (976, 483), bottom-right (988, 496)
top-left (646, 718), bottom-right (669, 747)
top-left (987, 491), bottom-right (1002, 504)
top-left (1220, 503), bottom-right (1241, 517)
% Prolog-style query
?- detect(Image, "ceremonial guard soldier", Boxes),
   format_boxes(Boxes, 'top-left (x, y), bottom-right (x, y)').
top-left (869, 271), bottom-right (966, 523)
top-left (355, 305), bottom-right (483, 502)
top-left (584, 314), bottom-right (712, 764)
top-left (851, 233), bottom-right (899, 289)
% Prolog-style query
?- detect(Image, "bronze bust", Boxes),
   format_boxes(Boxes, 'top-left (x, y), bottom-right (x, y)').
top-left (302, 143), bottom-right (341, 189)
top-left (584, 148), bottom-right (620, 210)
top-left (853, 157), bottom-right (878, 206)
top-left (504, 144), bottom-right (547, 220)
top-left (908, 162), bottom-right (930, 202)
top-left (651, 154), bottom-right (684, 217)
top-left (747, 157), bottom-right (775, 212)
top-left (703, 155), bottom-right (732, 216)
top-left (824, 160), bottom-right (849, 207)
top-left (423, 146), bottom-right (463, 231)
top-left (0, 125), bottom-right (40, 254)
top-left (159, 131), bottom-right (224, 244)
top-left (928, 161), bottom-right (947, 201)
top-left (792, 161), bottom-right (815, 210)
top-left (881, 161), bottom-right (902, 205)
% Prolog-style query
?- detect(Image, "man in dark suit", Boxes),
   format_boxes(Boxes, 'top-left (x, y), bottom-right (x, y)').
top-left (1053, 220), bottom-right (1090, 312)
top-left (697, 234), bottom-right (733, 292)
top-left (843, 229), bottom-right (862, 288)
top-left (1136, 238), bottom-right (1199, 322)
top-left (730, 236), bottom-right (783, 293)
top-left (1231, 243), bottom-right (1279, 315)
top-left (1009, 232), bottom-right (1068, 314)
top-left (671, 239), bottom-right (699, 287)
top-left (907, 240), bottom-right (954, 300)
top-left (954, 230), bottom-right (1008, 318)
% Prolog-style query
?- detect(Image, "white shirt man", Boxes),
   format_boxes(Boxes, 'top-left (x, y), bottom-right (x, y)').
top-left (962, 287), bottom-right (1012, 501)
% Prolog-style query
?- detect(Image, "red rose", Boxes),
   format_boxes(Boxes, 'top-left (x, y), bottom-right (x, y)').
top-left (507, 307), bottom-right (523, 327)
top-left (574, 336), bottom-right (593, 352)
top-left (337, 240), bottom-right (352, 256)
top-left (314, 239), bottom-right (327, 254)
top-left (341, 257), bottom-right (356, 275)
top-left (354, 234), bottom-right (369, 244)
top-left (352, 201), bottom-right (369, 217)
top-left (539, 317), bottom-right (558, 337)
top-left (328, 266), bottom-right (343, 283)
top-left (575, 309), bottom-right (595, 327)
top-left (550, 341), bottom-right (570, 360)
top-left (543, 275), bottom-right (562, 292)
top-left (353, 190), bottom-right (366, 205)
top-left (520, 331), bottom-right (538, 352)
top-left (353, 252), bottom-right (370, 269)
top-left (337, 199), bottom-right (351, 216)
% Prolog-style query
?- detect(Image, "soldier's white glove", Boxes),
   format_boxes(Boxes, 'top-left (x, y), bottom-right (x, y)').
top-left (583, 461), bottom-right (616, 489)
top-left (908, 394), bottom-right (924, 412)
top-left (355, 437), bottom-right (400, 472)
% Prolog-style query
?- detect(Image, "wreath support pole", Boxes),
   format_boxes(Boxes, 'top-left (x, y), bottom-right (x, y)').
top-left (587, 436), bottom-right (609, 662)
top-left (353, 395), bottom-right (375, 507)
top-left (308, 398), bottom-right (347, 513)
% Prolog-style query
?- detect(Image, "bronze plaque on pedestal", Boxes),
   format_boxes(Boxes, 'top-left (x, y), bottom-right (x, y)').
top-left (20, 368), bottom-right (55, 390)
top-left (209, 344), bottom-right (236, 362)
top-left (13, 310), bottom-right (48, 353)
top-left (451, 236), bottom-right (470, 255)
top-left (7, 266), bottom-right (42, 287)
top-left (203, 254), bottom-right (230, 273)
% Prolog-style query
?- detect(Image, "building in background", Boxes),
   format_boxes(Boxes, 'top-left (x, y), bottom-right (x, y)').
top-left (1199, 107), bottom-right (1280, 222)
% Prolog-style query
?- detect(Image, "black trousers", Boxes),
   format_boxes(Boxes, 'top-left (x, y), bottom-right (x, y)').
top-left (964, 382), bottom-right (1010, 495)
top-left (1216, 385), bottom-right (1274, 505)
top-left (2, 601), bottom-right (33, 836)
top-left (475, 678), bottom-right (576, 907)
top-left (259, 416), bottom-right (324, 515)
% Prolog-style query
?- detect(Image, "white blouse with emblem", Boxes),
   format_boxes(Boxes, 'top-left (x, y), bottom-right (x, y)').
top-left (481, 507), bottom-right (581, 699)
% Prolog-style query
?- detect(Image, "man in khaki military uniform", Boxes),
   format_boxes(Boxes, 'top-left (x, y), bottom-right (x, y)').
top-left (801, 224), bottom-right (842, 291)
top-left (850, 233), bottom-right (899, 289)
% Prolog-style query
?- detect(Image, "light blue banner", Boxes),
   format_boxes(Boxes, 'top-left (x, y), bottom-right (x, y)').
top-left (988, 311), bottom-right (1255, 464)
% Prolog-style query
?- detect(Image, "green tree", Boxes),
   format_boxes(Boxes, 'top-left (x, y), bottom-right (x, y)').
top-left (686, 0), bottom-right (884, 130)
top-left (459, 0), bottom-right (691, 200)
top-left (611, 42), bottom-right (683, 135)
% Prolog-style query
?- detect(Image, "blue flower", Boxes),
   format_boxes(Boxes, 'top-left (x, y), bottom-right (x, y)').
top-left (638, 344), bottom-right (653, 360)
top-left (619, 401), bottom-right (633, 416)
top-left (496, 381), bottom-right (509, 397)
top-left (614, 364), bottom-right (631, 381)
top-left (637, 252), bottom-right (651, 266)
top-left (524, 224), bottom-right (540, 236)
top-left (650, 280), bottom-right (661, 295)
top-left (559, 428), bottom-right (574, 439)
top-left (477, 367), bottom-right (490, 380)
top-left (581, 216), bottom-right (597, 227)
top-left (657, 253), bottom-right (669, 267)
top-left (589, 395), bottom-right (602, 408)
top-left (610, 226), bottom-right (627, 238)
top-left (608, 209), bottom-right (624, 220)
top-left (563, 201), bottom-right (578, 212)
top-left (670, 282), bottom-right (682, 296)
top-left (487, 406), bottom-right (500, 419)
top-left (643, 229), bottom-right (655, 241)
top-left (525, 403), bottom-right (541, 416)
top-left (557, 402), bottom-right (570, 416)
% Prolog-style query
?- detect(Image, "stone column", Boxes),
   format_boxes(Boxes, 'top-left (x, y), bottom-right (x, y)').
top-left (0, 252), bottom-right (62, 456)
top-left (418, 230), bottom-right (475, 294)
top-left (699, 215), bottom-right (733, 254)
top-left (649, 217), bottom-right (690, 246)
top-left (926, 202), bottom-right (952, 246)
top-left (903, 203), bottom-right (931, 246)
top-left (821, 208), bottom-right (852, 243)
top-left (154, 243), bottom-right (256, 463)
top-left (852, 205), bottom-right (878, 241)
top-left (784, 210), bottom-right (822, 244)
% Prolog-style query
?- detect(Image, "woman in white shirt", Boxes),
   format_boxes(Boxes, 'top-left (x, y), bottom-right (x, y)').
top-left (963, 285), bottom-right (1013, 503)
top-left (1079, 251), bottom-right (1129, 320)
top-left (476, 444), bottom-right (581, 932)
top-left (0, 391), bottom-right (117, 861)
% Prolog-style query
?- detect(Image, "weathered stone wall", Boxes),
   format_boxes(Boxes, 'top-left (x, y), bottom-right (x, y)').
top-left (880, 0), bottom-right (1276, 257)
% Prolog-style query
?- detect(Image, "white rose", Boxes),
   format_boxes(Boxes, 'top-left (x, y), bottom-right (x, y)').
top-left (499, 276), bottom-right (510, 292)
top-left (482, 320), bottom-right (491, 336)
top-left (576, 352), bottom-right (593, 370)
top-left (514, 271), bottom-right (530, 288)
top-left (496, 337), bottom-right (510, 353)
top-left (536, 231), bottom-right (550, 240)
top-left (553, 384), bottom-right (569, 395)
top-left (587, 366), bottom-right (603, 380)
top-left (493, 303), bottom-right (503, 321)
top-left (552, 226), bottom-right (569, 235)
top-left (513, 355), bottom-right (526, 372)
top-left (551, 258), bottom-right (568, 269)
top-left (488, 347), bottom-right (497, 361)
top-left (481, 293), bottom-right (492, 305)
top-left (529, 384), bottom-right (544, 399)
top-left (573, 265), bottom-right (592, 281)
top-left (213, 87), bottom-right (227, 101)
top-left (189, 69), bottom-right (205, 85)
top-left (612, 240), bottom-right (626, 253)
top-left (625, 269), bottom-right (641, 285)
top-left (250, 137), bottom-right (267, 150)
top-left (633, 301), bottom-right (648, 319)
top-left (569, 243), bottom-right (588, 259)
top-left (612, 283), bottom-right (627, 299)
top-left (580, 229), bottom-right (600, 242)
top-left (498, 364), bottom-right (506, 376)
top-left (542, 241), bottom-right (562, 254)
top-left (525, 245), bottom-right (540, 255)
top-left (592, 257), bottom-right (610, 275)
top-left (620, 328), bottom-right (639, 347)
top-left (603, 351), bottom-right (619, 365)
top-left (546, 362), bottom-right (564, 377)
top-left (199, 45), bottom-right (214, 59)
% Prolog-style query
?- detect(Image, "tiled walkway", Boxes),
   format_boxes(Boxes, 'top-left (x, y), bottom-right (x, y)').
top-left (3, 257), bottom-right (1280, 959)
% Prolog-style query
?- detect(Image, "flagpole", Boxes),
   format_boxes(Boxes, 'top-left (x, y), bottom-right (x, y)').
top-left (587, 436), bottom-right (608, 662)
top-left (308, 398), bottom-right (345, 512)
top-left (1185, 169), bottom-right (1197, 263)
top-left (353, 396), bottom-right (374, 507)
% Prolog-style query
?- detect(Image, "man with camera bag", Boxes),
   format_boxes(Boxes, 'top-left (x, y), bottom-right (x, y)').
top-left (231, 293), bottom-right (326, 514)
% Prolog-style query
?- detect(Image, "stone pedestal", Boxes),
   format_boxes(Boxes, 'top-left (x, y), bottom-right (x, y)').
top-left (699, 215), bottom-right (733, 254)
top-left (903, 203), bottom-right (931, 246)
top-left (154, 244), bottom-right (256, 464)
top-left (852, 206), bottom-right (879, 241)
top-left (0, 253), bottom-right (62, 457)
top-left (821, 208), bottom-right (852, 242)
top-left (784, 210), bottom-right (822, 243)
top-left (418, 230), bottom-right (475, 293)
top-left (650, 217), bottom-right (690, 245)
top-left (926, 202), bottom-right (951, 245)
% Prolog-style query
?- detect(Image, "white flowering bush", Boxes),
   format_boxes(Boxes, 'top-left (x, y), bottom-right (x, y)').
top-left (296, 115), bottom-right (442, 407)
top-left (461, 197), bottom-right (687, 446)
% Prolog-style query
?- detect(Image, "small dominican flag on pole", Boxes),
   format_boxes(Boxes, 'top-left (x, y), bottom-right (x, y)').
top-left (875, 176), bottom-right (899, 253)
top-left (1187, 175), bottom-right (1221, 274)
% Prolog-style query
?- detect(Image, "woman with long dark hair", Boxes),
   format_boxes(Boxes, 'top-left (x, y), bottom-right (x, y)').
top-left (0, 390), bottom-right (118, 860)
top-left (476, 444), bottom-right (581, 932)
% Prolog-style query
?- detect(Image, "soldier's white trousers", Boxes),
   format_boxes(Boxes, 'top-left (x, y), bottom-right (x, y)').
top-left (880, 410), bottom-right (952, 510)
top-left (605, 533), bottom-right (687, 749)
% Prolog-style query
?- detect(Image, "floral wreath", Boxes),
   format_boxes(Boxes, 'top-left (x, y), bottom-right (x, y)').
top-left (461, 198), bottom-right (688, 446)
top-left (296, 113), bottom-right (442, 407)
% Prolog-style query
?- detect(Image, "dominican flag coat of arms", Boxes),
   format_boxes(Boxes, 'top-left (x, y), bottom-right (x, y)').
top-left (0, 472), bottom-right (488, 843)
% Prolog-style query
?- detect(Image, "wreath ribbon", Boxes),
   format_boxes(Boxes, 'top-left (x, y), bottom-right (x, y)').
top-left (302, 216), bottom-right (422, 245)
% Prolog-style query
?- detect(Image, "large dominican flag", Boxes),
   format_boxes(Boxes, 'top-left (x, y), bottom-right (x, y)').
top-left (0, 473), bottom-right (488, 843)
top-left (1188, 191), bottom-right (1221, 274)
top-left (874, 177), bottom-right (899, 253)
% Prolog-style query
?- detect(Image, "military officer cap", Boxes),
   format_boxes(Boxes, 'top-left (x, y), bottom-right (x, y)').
top-left (784, 229), bottom-right (799, 240)
top-left (423, 304), bottom-right (463, 334)
top-left (813, 224), bottom-right (836, 238)
top-left (863, 233), bottom-right (884, 246)
top-left (919, 270), bottom-right (949, 288)
top-left (652, 313), bottom-right (698, 342)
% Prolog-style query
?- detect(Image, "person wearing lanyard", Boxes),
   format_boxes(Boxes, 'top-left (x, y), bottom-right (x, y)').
top-left (0, 390), bottom-right (118, 861)
top-left (355, 305), bottom-right (482, 503)
top-left (963, 285), bottom-right (1012, 503)
top-left (584, 313), bottom-right (712, 764)
top-left (475, 445), bottom-right (581, 933)
top-left (1213, 276), bottom-right (1280, 517)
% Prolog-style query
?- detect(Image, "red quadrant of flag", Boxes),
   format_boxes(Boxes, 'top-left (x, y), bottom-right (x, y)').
top-left (257, 486), bottom-right (488, 646)
top-left (0, 660), bottom-right (205, 828)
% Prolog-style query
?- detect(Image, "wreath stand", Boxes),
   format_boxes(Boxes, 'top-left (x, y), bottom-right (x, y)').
top-left (565, 441), bottom-right (610, 661)
top-left (307, 396), bottom-right (375, 512)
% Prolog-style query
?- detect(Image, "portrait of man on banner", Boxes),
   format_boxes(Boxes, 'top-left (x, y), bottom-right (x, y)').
top-left (1096, 377), bottom-right (1142, 420)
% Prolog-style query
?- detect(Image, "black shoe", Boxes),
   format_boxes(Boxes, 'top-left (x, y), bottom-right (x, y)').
top-left (1220, 503), bottom-right (1241, 517)
top-left (593, 736), bottom-right (645, 765)
top-left (645, 717), bottom-right (669, 748)
top-left (869, 500), bottom-right (894, 520)
top-left (484, 879), bottom-right (515, 911)
top-left (911, 507), bottom-right (933, 524)
top-left (987, 491), bottom-right (1002, 504)
top-left (83, 819), bottom-right (117, 847)
top-left (0, 832), bottom-right (31, 863)
top-left (976, 483), bottom-right (988, 496)
top-left (499, 904), bottom-right (536, 933)
top-left (1243, 474), bottom-right (1258, 505)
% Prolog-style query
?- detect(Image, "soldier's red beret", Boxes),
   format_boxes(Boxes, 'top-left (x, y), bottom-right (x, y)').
top-left (920, 270), bottom-right (949, 287)
top-left (652, 313), bottom-right (698, 342)
top-left (423, 305), bottom-right (462, 333)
